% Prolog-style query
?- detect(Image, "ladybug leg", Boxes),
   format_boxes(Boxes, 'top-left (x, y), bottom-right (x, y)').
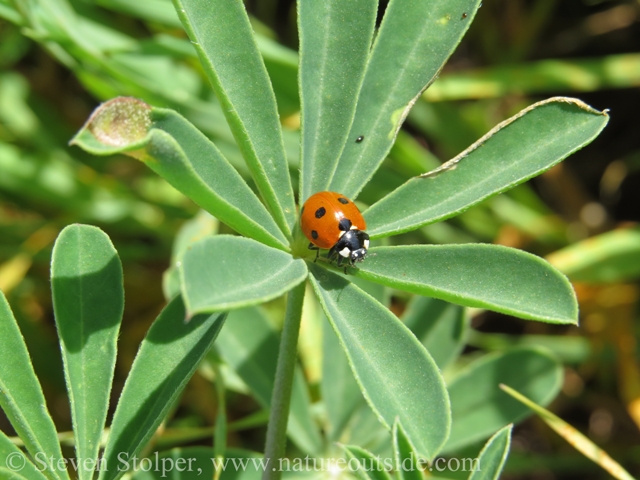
top-left (308, 243), bottom-right (320, 262)
top-left (345, 257), bottom-right (355, 275)
top-left (337, 256), bottom-right (350, 275)
top-left (327, 246), bottom-right (338, 264)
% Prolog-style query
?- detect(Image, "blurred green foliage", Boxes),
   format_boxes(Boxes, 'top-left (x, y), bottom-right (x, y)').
top-left (1, 0), bottom-right (640, 478)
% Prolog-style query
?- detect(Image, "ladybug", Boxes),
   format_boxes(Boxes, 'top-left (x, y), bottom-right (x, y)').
top-left (300, 191), bottom-right (370, 269)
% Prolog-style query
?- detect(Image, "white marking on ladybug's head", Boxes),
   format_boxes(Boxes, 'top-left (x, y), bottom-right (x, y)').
top-left (350, 225), bottom-right (358, 230)
top-left (351, 248), bottom-right (367, 262)
top-left (339, 247), bottom-right (351, 258)
top-left (363, 239), bottom-right (369, 249)
top-left (338, 230), bottom-right (345, 238)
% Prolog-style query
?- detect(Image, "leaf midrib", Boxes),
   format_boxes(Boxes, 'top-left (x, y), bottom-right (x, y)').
top-left (196, 256), bottom-right (303, 309)
top-left (104, 335), bottom-right (213, 480)
top-left (358, 268), bottom-right (568, 322)
top-left (368, 119), bottom-right (591, 233)
top-left (320, 285), bottom-right (439, 454)
top-left (335, 18), bottom-right (434, 194)
top-left (0, 377), bottom-right (61, 480)
top-left (302, 1), bottom-right (333, 197)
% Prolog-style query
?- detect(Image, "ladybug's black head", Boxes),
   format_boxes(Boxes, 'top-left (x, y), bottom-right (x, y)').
top-left (350, 246), bottom-right (367, 263)
top-left (335, 230), bottom-right (370, 265)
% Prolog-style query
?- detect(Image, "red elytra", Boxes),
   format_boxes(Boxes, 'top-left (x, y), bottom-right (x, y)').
top-left (300, 191), bottom-right (366, 249)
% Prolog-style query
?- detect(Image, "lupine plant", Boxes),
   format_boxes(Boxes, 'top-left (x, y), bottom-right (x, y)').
top-left (0, 0), bottom-right (618, 480)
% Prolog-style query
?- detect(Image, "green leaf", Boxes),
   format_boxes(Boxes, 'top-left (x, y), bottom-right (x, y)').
top-left (256, 34), bottom-right (300, 117)
top-left (364, 97), bottom-right (609, 237)
top-left (173, 0), bottom-right (296, 235)
top-left (0, 290), bottom-right (69, 480)
top-left (547, 226), bottom-right (640, 283)
top-left (163, 210), bottom-right (219, 300)
top-left (215, 307), bottom-right (322, 455)
top-left (341, 444), bottom-right (393, 480)
top-left (329, 0), bottom-right (482, 198)
top-left (393, 421), bottom-right (423, 480)
top-left (171, 211), bottom-right (220, 265)
top-left (298, 0), bottom-right (378, 201)
top-left (356, 245), bottom-right (578, 324)
top-left (467, 425), bottom-right (512, 480)
top-left (401, 296), bottom-right (469, 370)
top-left (444, 346), bottom-right (562, 453)
top-left (322, 317), bottom-right (364, 441)
top-left (71, 98), bottom-right (288, 251)
top-left (180, 236), bottom-right (307, 315)
top-left (343, 403), bottom-right (393, 456)
top-left (309, 264), bottom-right (450, 460)
top-left (99, 296), bottom-right (226, 480)
top-left (0, 430), bottom-right (48, 480)
top-left (0, 468), bottom-right (41, 480)
top-left (51, 225), bottom-right (123, 480)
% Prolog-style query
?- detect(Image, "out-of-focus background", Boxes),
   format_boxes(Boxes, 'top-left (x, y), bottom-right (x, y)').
top-left (1, 0), bottom-right (639, 478)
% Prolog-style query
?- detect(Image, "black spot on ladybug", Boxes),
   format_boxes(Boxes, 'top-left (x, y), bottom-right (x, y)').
top-left (461, 12), bottom-right (467, 19)
top-left (337, 197), bottom-right (349, 205)
top-left (315, 207), bottom-right (326, 219)
top-left (356, 135), bottom-right (364, 143)
top-left (311, 230), bottom-right (318, 240)
top-left (338, 218), bottom-right (352, 231)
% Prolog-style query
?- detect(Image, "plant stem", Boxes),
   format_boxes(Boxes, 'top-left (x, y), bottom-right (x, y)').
top-left (262, 281), bottom-right (306, 480)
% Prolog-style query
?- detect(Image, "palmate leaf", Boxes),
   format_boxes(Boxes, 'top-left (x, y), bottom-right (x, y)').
top-left (0, 291), bottom-right (69, 480)
top-left (329, 0), bottom-right (482, 199)
top-left (51, 225), bottom-right (123, 480)
top-left (467, 425), bottom-right (512, 480)
top-left (309, 264), bottom-right (450, 461)
top-left (298, 0), bottom-right (378, 202)
top-left (180, 236), bottom-right (308, 316)
top-left (322, 317), bottom-right (364, 441)
top-left (393, 421), bottom-right (423, 480)
top-left (0, 415), bottom-right (48, 480)
top-left (321, 275), bottom-right (387, 441)
top-left (71, 98), bottom-right (288, 251)
top-left (163, 210), bottom-right (219, 300)
top-left (364, 97), bottom-right (609, 238)
top-left (341, 444), bottom-right (393, 480)
top-left (99, 297), bottom-right (226, 480)
top-left (356, 244), bottom-right (578, 324)
top-left (172, 0), bottom-right (296, 235)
